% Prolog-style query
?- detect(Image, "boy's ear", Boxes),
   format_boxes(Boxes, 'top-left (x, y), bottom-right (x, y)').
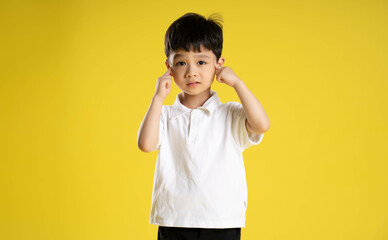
top-left (215, 57), bottom-right (225, 69)
top-left (165, 59), bottom-right (173, 76)
top-left (165, 59), bottom-right (170, 69)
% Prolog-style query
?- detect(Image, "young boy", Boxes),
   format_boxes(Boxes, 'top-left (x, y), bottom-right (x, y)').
top-left (137, 13), bottom-right (270, 240)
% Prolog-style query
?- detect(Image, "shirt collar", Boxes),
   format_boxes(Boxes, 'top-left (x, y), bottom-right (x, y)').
top-left (170, 90), bottom-right (222, 119)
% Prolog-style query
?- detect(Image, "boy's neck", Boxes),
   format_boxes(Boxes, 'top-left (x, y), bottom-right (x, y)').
top-left (179, 89), bottom-right (212, 109)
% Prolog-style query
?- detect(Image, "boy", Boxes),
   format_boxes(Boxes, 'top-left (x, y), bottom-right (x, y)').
top-left (137, 13), bottom-right (270, 240)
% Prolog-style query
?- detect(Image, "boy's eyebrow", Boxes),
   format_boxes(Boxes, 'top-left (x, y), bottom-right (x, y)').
top-left (174, 53), bottom-right (211, 59)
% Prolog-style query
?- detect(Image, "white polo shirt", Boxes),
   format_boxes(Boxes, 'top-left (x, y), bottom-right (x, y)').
top-left (149, 90), bottom-right (264, 228)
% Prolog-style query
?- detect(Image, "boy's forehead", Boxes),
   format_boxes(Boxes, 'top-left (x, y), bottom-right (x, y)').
top-left (169, 48), bottom-right (216, 60)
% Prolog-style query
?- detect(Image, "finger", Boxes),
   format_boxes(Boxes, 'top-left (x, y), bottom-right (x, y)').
top-left (163, 67), bottom-right (173, 77)
top-left (215, 68), bottom-right (221, 76)
top-left (168, 67), bottom-right (172, 75)
top-left (216, 72), bottom-right (222, 82)
top-left (215, 68), bottom-right (223, 79)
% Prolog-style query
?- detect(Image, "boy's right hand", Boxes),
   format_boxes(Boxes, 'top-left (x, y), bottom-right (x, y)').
top-left (154, 68), bottom-right (173, 101)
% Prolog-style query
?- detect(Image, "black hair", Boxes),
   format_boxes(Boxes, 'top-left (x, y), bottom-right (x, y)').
top-left (164, 12), bottom-right (223, 61)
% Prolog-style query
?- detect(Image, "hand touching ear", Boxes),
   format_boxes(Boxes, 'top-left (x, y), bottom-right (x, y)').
top-left (154, 67), bottom-right (173, 100)
top-left (215, 63), bottom-right (242, 88)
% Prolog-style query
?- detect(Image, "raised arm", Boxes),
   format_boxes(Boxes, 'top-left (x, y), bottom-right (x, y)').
top-left (215, 65), bottom-right (270, 134)
top-left (137, 68), bottom-right (172, 152)
top-left (233, 80), bottom-right (270, 134)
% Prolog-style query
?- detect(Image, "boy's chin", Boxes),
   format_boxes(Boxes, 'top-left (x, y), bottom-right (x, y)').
top-left (181, 88), bottom-right (212, 96)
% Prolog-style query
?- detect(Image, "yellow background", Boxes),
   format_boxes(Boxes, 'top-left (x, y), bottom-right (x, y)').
top-left (1, 0), bottom-right (387, 239)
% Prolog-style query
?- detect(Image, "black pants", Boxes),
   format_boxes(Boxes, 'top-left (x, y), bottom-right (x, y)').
top-left (158, 226), bottom-right (241, 240)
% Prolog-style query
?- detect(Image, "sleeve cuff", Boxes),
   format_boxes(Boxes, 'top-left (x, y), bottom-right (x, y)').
top-left (241, 115), bottom-right (265, 149)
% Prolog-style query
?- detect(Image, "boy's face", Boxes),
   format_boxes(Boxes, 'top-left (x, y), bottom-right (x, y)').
top-left (166, 46), bottom-right (224, 96)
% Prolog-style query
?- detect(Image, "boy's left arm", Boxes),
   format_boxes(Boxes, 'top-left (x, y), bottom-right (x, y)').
top-left (215, 66), bottom-right (270, 134)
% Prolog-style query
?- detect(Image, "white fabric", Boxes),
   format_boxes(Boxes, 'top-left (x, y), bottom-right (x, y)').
top-left (150, 90), bottom-right (264, 228)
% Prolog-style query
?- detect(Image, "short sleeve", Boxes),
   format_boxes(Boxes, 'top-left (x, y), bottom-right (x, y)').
top-left (229, 102), bottom-right (264, 151)
top-left (155, 106), bottom-right (167, 150)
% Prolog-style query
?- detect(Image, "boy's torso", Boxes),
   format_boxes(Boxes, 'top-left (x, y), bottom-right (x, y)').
top-left (150, 91), bottom-right (264, 228)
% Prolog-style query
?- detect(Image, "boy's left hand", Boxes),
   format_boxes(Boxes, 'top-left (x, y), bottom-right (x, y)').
top-left (215, 66), bottom-right (242, 88)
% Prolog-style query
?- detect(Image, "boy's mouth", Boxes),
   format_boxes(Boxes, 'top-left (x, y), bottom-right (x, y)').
top-left (187, 82), bottom-right (200, 87)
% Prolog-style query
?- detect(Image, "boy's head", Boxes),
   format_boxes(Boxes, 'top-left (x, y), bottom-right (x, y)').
top-left (164, 13), bottom-right (223, 64)
top-left (164, 13), bottom-right (225, 96)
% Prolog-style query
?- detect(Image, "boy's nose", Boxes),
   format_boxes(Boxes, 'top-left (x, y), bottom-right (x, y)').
top-left (185, 65), bottom-right (198, 78)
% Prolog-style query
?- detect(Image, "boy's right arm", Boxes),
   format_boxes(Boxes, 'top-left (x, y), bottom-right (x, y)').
top-left (137, 68), bottom-right (172, 152)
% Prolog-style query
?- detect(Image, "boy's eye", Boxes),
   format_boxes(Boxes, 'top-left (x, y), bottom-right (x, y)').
top-left (175, 61), bottom-right (206, 66)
